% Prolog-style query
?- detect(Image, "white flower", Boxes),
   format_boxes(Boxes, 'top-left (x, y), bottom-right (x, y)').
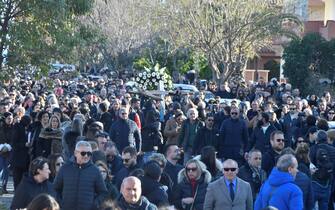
top-left (143, 72), bottom-right (147, 76)
top-left (152, 72), bottom-right (156, 77)
top-left (154, 82), bottom-right (158, 85)
top-left (152, 78), bottom-right (156, 82)
top-left (156, 75), bottom-right (160, 79)
top-left (149, 82), bottom-right (152, 85)
top-left (139, 84), bottom-right (143, 88)
top-left (136, 77), bottom-right (140, 81)
top-left (143, 86), bottom-right (147, 90)
top-left (143, 76), bottom-right (146, 80)
top-left (139, 73), bottom-right (142, 77)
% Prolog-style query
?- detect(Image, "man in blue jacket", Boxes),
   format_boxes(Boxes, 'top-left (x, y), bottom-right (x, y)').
top-left (255, 154), bottom-right (303, 210)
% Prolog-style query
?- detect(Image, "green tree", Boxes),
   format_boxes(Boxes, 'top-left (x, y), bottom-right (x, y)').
top-left (161, 0), bottom-right (302, 82)
top-left (283, 33), bottom-right (335, 96)
top-left (0, 0), bottom-right (94, 78)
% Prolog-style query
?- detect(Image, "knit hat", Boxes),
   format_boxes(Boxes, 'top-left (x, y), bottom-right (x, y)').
top-left (143, 160), bottom-right (162, 180)
top-left (316, 130), bottom-right (328, 143)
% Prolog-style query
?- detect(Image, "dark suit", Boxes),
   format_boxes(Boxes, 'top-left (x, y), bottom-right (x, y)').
top-left (204, 177), bottom-right (253, 210)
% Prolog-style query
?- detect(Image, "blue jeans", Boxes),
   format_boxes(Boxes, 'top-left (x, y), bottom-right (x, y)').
top-left (312, 181), bottom-right (331, 210)
top-left (0, 155), bottom-right (9, 189)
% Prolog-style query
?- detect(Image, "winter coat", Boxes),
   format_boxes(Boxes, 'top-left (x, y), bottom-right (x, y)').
top-left (193, 155), bottom-right (223, 181)
top-left (10, 174), bottom-right (55, 210)
top-left (11, 122), bottom-right (30, 168)
top-left (141, 122), bottom-right (163, 152)
top-left (114, 164), bottom-right (141, 190)
top-left (192, 127), bottom-right (220, 155)
top-left (109, 119), bottom-right (142, 152)
top-left (53, 158), bottom-right (108, 210)
top-left (164, 118), bottom-right (182, 145)
top-left (117, 196), bottom-right (157, 210)
top-left (249, 124), bottom-right (277, 153)
top-left (107, 155), bottom-right (123, 176)
top-left (37, 128), bottom-right (63, 158)
top-left (141, 175), bottom-right (169, 207)
top-left (294, 171), bottom-right (314, 210)
top-left (164, 161), bottom-right (183, 187)
top-left (254, 167), bottom-right (303, 210)
top-left (219, 118), bottom-right (248, 160)
top-left (178, 119), bottom-right (205, 150)
top-left (237, 164), bottom-right (266, 200)
top-left (62, 130), bottom-right (80, 161)
top-left (261, 148), bottom-right (281, 175)
top-left (0, 121), bottom-right (14, 158)
top-left (100, 112), bottom-right (113, 132)
top-left (173, 167), bottom-right (212, 210)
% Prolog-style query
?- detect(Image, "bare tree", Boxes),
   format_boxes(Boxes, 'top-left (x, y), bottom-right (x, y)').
top-left (161, 0), bottom-right (302, 82)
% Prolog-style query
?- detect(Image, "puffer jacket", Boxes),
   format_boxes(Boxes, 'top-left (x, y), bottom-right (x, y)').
top-left (141, 122), bottom-right (163, 152)
top-left (53, 157), bottom-right (108, 210)
top-left (11, 174), bottom-right (55, 210)
top-left (254, 167), bottom-right (303, 210)
top-left (173, 164), bottom-right (212, 210)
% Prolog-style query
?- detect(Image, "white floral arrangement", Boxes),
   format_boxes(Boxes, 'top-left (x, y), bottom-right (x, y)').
top-left (135, 64), bottom-right (173, 91)
top-left (0, 144), bottom-right (12, 152)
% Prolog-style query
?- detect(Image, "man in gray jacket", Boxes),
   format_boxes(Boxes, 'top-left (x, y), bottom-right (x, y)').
top-left (54, 141), bottom-right (107, 210)
top-left (203, 159), bottom-right (253, 210)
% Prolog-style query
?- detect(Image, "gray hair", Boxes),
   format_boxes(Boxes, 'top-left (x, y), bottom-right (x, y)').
top-left (187, 108), bottom-right (198, 118)
top-left (149, 153), bottom-right (167, 168)
top-left (276, 154), bottom-right (297, 172)
top-left (75, 141), bottom-right (92, 151)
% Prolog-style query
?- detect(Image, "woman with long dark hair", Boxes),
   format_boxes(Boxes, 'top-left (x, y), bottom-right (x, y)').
top-left (199, 146), bottom-right (222, 180)
top-left (48, 153), bottom-right (64, 182)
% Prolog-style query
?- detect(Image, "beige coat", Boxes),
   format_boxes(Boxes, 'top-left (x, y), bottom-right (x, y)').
top-left (164, 118), bottom-right (182, 145)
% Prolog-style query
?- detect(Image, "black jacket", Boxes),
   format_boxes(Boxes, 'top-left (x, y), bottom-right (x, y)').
top-left (11, 174), bottom-right (55, 210)
top-left (249, 124), bottom-right (277, 153)
top-left (114, 163), bottom-right (141, 190)
top-left (238, 164), bottom-right (266, 200)
top-left (261, 148), bottom-right (281, 175)
top-left (11, 122), bottom-right (30, 168)
top-left (164, 161), bottom-right (183, 187)
top-left (294, 171), bottom-right (314, 210)
top-left (53, 158), bottom-right (108, 210)
top-left (141, 175), bottom-right (169, 207)
top-left (192, 127), bottom-right (220, 155)
top-left (117, 196), bottom-right (157, 210)
top-left (141, 122), bottom-right (163, 152)
top-left (109, 119), bottom-right (142, 152)
top-left (100, 112), bottom-right (113, 132)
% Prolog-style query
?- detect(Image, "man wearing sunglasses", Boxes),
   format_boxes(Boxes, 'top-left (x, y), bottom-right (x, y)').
top-left (218, 107), bottom-right (249, 165)
top-left (204, 159), bottom-right (253, 210)
top-left (54, 141), bottom-right (107, 210)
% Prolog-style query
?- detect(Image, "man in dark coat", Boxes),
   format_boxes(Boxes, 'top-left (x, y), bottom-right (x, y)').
top-left (109, 107), bottom-right (142, 153)
top-left (117, 176), bottom-right (157, 210)
top-left (192, 114), bottom-right (220, 155)
top-left (248, 112), bottom-right (277, 153)
top-left (114, 146), bottom-right (141, 190)
top-left (261, 130), bottom-right (285, 175)
top-left (54, 141), bottom-right (107, 210)
top-left (238, 149), bottom-right (266, 201)
top-left (99, 102), bottom-right (113, 132)
top-left (163, 144), bottom-right (183, 187)
top-left (219, 107), bottom-right (248, 165)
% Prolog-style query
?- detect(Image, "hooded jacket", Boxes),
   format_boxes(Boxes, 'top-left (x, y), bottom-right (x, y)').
top-left (53, 157), bottom-right (108, 210)
top-left (254, 167), bottom-right (303, 210)
top-left (141, 175), bottom-right (169, 207)
top-left (173, 164), bottom-right (212, 210)
top-left (11, 174), bottom-right (55, 210)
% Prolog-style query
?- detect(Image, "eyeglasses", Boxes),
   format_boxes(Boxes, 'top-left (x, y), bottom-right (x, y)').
top-left (207, 119), bottom-right (214, 122)
top-left (329, 112), bottom-right (335, 115)
top-left (186, 167), bottom-right (197, 172)
top-left (80, 151), bottom-right (92, 157)
top-left (224, 168), bottom-right (237, 172)
top-left (275, 139), bottom-right (285, 143)
top-left (297, 140), bottom-right (305, 143)
top-left (56, 162), bottom-right (64, 166)
top-left (121, 113), bottom-right (127, 115)
top-left (231, 112), bottom-right (238, 115)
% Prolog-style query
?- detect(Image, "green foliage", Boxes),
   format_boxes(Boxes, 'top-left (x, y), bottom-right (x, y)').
top-left (264, 60), bottom-right (280, 80)
top-left (0, 0), bottom-right (94, 78)
top-left (133, 58), bottom-right (153, 70)
top-left (283, 33), bottom-right (335, 96)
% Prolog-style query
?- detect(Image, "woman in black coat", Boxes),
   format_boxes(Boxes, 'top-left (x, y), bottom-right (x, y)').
top-left (11, 115), bottom-right (31, 189)
top-left (11, 157), bottom-right (55, 210)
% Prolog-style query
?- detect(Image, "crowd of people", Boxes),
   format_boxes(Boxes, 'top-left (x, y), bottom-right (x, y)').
top-left (0, 73), bottom-right (335, 210)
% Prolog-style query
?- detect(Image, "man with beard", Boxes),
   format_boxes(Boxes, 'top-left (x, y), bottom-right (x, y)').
top-left (261, 131), bottom-right (285, 175)
top-left (163, 144), bottom-right (183, 187)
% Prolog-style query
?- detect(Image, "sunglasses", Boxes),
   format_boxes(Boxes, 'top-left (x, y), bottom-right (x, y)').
top-left (224, 168), bottom-right (237, 172)
top-left (231, 112), bottom-right (238, 115)
top-left (297, 140), bottom-right (305, 143)
top-left (275, 139), bottom-right (285, 143)
top-left (80, 151), bottom-right (92, 157)
top-left (186, 167), bottom-right (197, 172)
top-left (56, 162), bottom-right (64, 166)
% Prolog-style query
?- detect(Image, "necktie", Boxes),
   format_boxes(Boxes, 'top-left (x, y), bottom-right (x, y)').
top-left (229, 182), bottom-right (235, 201)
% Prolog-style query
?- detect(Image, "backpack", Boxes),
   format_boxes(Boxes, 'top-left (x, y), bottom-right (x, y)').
top-left (314, 148), bottom-right (333, 182)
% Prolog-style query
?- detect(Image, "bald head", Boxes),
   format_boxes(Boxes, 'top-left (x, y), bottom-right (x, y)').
top-left (121, 176), bottom-right (142, 204)
top-left (222, 159), bottom-right (239, 181)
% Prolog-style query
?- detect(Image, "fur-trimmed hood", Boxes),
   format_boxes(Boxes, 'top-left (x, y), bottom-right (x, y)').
top-left (177, 160), bottom-right (212, 184)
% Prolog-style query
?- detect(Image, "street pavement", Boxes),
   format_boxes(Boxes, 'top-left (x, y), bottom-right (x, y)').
top-left (0, 177), bottom-right (14, 210)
